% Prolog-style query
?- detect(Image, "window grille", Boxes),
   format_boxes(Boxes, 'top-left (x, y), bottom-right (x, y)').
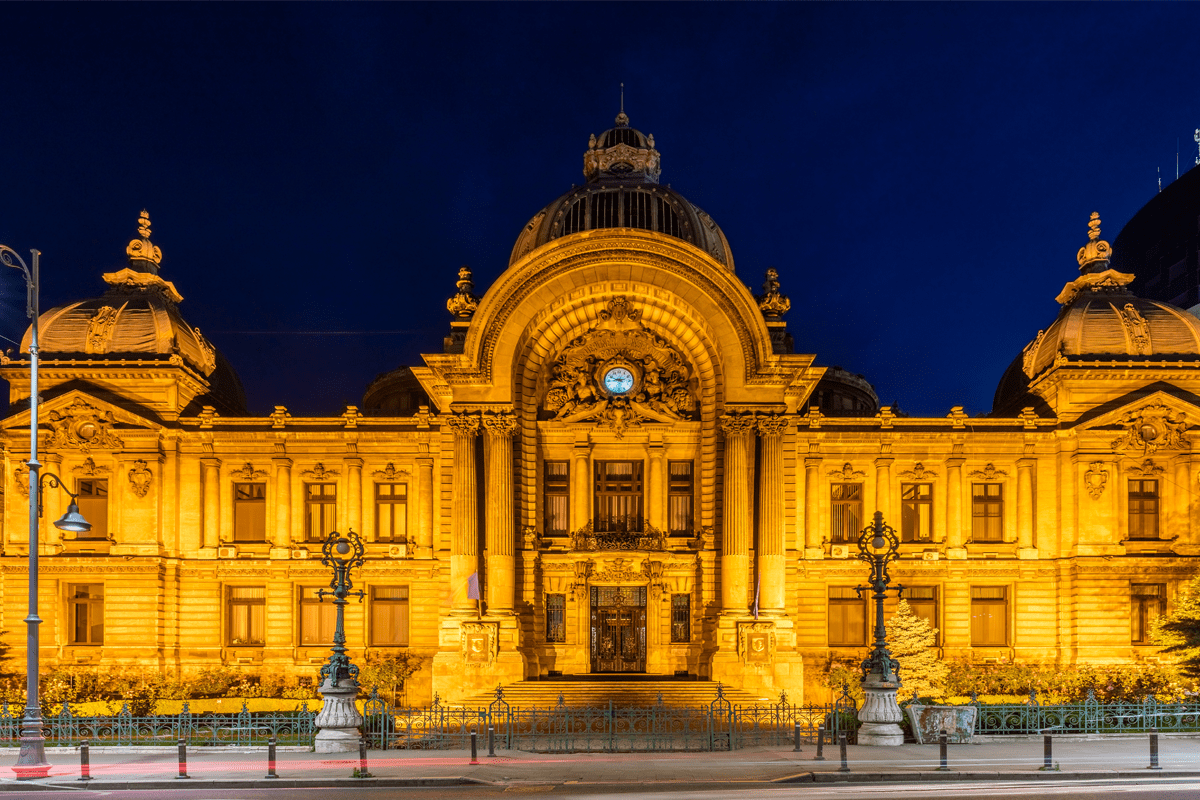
top-left (546, 593), bottom-right (566, 643)
top-left (671, 594), bottom-right (691, 643)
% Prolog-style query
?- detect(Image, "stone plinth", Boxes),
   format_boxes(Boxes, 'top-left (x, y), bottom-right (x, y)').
top-left (314, 679), bottom-right (363, 753)
top-left (856, 674), bottom-right (904, 746)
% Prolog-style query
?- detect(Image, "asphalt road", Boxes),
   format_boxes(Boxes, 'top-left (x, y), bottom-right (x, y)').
top-left (5, 779), bottom-right (1200, 800)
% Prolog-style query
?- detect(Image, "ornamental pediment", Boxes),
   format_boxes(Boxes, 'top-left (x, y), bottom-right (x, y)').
top-left (0, 389), bottom-right (160, 445)
top-left (1073, 390), bottom-right (1199, 455)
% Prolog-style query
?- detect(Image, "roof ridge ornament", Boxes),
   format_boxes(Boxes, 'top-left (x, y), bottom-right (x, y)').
top-left (1076, 211), bottom-right (1112, 274)
top-left (756, 267), bottom-right (791, 319)
top-left (125, 209), bottom-right (163, 273)
top-left (446, 265), bottom-right (479, 319)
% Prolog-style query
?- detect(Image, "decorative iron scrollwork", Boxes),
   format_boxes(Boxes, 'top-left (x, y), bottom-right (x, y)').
top-left (570, 518), bottom-right (666, 552)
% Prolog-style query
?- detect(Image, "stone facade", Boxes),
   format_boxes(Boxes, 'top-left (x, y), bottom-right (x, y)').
top-left (1, 116), bottom-right (1199, 705)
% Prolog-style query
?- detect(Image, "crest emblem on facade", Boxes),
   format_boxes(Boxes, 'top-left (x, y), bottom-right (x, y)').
top-left (541, 297), bottom-right (695, 436)
top-left (46, 399), bottom-right (123, 453)
top-left (737, 621), bottom-right (776, 665)
top-left (1083, 462), bottom-right (1108, 500)
top-left (1111, 403), bottom-right (1190, 455)
top-left (460, 621), bottom-right (498, 666)
top-left (128, 459), bottom-right (152, 498)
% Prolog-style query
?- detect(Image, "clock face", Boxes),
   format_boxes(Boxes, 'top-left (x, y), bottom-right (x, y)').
top-left (603, 367), bottom-right (635, 395)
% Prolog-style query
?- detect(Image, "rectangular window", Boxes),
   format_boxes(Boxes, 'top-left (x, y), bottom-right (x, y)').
top-left (905, 586), bottom-right (939, 645)
top-left (971, 586), bottom-right (1008, 646)
top-left (971, 483), bottom-right (1003, 542)
top-left (76, 479), bottom-right (108, 539)
top-left (546, 593), bottom-right (566, 643)
top-left (233, 483), bottom-right (267, 542)
top-left (305, 483), bottom-right (337, 542)
top-left (543, 461), bottom-right (570, 536)
top-left (830, 483), bottom-right (863, 543)
top-left (671, 594), bottom-right (691, 643)
top-left (668, 461), bottom-right (694, 535)
top-left (1129, 480), bottom-right (1160, 540)
top-left (227, 586), bottom-right (265, 645)
top-left (300, 587), bottom-right (337, 645)
top-left (901, 483), bottom-right (933, 543)
top-left (375, 483), bottom-right (407, 542)
top-left (828, 586), bottom-right (866, 646)
top-left (68, 584), bottom-right (104, 645)
top-left (371, 586), bottom-right (409, 646)
top-left (1131, 583), bottom-right (1165, 644)
top-left (594, 461), bottom-right (644, 532)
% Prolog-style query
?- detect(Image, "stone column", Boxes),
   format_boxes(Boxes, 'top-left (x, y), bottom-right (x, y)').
top-left (1175, 456), bottom-right (1191, 545)
top-left (1017, 457), bottom-right (1036, 554)
top-left (345, 454), bottom-right (363, 535)
top-left (756, 414), bottom-right (788, 614)
top-left (483, 412), bottom-right (517, 616)
top-left (720, 413), bottom-right (755, 615)
top-left (448, 412), bottom-right (481, 614)
top-left (945, 457), bottom-right (965, 555)
top-left (648, 440), bottom-right (666, 532)
top-left (416, 443), bottom-right (434, 558)
top-left (874, 457), bottom-right (893, 523)
top-left (804, 455), bottom-right (823, 554)
top-left (273, 456), bottom-right (293, 550)
top-left (201, 457), bottom-right (221, 550)
top-left (571, 439), bottom-right (591, 533)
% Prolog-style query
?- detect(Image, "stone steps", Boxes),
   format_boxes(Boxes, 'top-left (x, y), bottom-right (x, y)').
top-left (452, 679), bottom-right (779, 708)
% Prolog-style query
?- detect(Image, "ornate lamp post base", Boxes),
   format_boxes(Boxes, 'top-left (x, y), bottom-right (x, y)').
top-left (314, 678), bottom-right (364, 753)
top-left (856, 675), bottom-right (905, 746)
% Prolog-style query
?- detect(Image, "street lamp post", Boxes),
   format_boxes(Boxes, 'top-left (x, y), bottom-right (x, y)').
top-left (854, 511), bottom-right (905, 746)
top-left (1, 244), bottom-right (92, 778)
top-left (313, 529), bottom-right (366, 753)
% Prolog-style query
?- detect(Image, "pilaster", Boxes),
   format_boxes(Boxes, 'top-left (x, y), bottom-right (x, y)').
top-left (483, 411), bottom-right (517, 615)
top-left (448, 412), bottom-right (481, 615)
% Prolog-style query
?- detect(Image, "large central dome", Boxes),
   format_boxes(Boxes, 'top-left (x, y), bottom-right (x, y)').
top-left (508, 111), bottom-right (735, 270)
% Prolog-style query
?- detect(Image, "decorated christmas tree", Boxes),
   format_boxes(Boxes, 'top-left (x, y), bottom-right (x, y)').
top-left (887, 599), bottom-right (948, 702)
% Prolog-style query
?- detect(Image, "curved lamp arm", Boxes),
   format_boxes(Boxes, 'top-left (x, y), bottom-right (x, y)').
top-left (36, 471), bottom-right (91, 533)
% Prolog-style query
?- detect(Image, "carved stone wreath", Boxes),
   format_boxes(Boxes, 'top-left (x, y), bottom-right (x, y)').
top-left (541, 297), bottom-right (695, 437)
top-left (1111, 404), bottom-right (1190, 455)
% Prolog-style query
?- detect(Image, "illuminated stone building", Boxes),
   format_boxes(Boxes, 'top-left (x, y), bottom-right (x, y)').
top-left (2, 113), bottom-right (1199, 705)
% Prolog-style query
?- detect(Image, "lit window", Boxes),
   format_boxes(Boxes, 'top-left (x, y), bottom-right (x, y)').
top-left (668, 461), bottom-right (694, 535)
top-left (671, 594), bottom-right (691, 643)
top-left (233, 483), bottom-right (266, 542)
top-left (227, 586), bottom-right (265, 645)
top-left (594, 461), bottom-right (643, 532)
top-left (543, 462), bottom-right (569, 536)
top-left (371, 586), bottom-right (409, 646)
top-left (901, 484), bottom-right (932, 543)
top-left (830, 483), bottom-right (862, 543)
top-left (304, 483), bottom-right (336, 542)
top-left (68, 584), bottom-right (104, 645)
top-left (375, 484), bottom-right (407, 542)
top-left (905, 586), bottom-right (939, 645)
top-left (828, 586), bottom-right (866, 646)
top-left (546, 593), bottom-right (566, 643)
top-left (1131, 583), bottom-right (1165, 644)
top-left (971, 586), bottom-right (1007, 646)
top-left (300, 587), bottom-right (337, 645)
top-left (971, 484), bottom-right (1003, 542)
top-left (1128, 480), bottom-right (1160, 540)
top-left (76, 479), bottom-right (108, 539)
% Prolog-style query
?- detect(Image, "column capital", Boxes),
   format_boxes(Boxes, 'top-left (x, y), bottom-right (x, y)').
top-left (447, 411), bottom-right (481, 437)
top-left (482, 411), bottom-right (518, 438)
top-left (272, 456), bottom-right (294, 469)
top-left (343, 457), bottom-right (364, 470)
top-left (1016, 457), bottom-right (1037, 470)
top-left (873, 457), bottom-right (894, 468)
top-left (719, 412), bottom-right (757, 437)
top-left (200, 456), bottom-right (222, 469)
top-left (944, 457), bottom-right (965, 469)
top-left (756, 413), bottom-right (790, 438)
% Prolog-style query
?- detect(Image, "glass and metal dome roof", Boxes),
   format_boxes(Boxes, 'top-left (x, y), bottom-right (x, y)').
top-left (508, 111), bottom-right (735, 271)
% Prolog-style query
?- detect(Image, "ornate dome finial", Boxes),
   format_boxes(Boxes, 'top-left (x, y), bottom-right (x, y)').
top-left (615, 82), bottom-right (628, 127)
top-left (756, 267), bottom-right (791, 319)
top-left (446, 265), bottom-right (479, 319)
top-left (1076, 211), bottom-right (1112, 274)
top-left (125, 209), bottom-right (163, 273)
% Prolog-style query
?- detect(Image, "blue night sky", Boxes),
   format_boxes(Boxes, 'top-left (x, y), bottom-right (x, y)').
top-left (1, 3), bottom-right (1198, 417)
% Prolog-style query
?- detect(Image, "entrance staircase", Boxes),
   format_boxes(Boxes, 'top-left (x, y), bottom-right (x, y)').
top-left (452, 677), bottom-right (777, 708)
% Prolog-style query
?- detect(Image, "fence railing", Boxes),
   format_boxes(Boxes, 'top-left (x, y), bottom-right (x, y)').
top-left (968, 689), bottom-right (1200, 735)
top-left (0, 701), bottom-right (316, 747)
top-left (363, 685), bottom-right (859, 752)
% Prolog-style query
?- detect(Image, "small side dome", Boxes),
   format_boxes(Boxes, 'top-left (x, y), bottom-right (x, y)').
top-left (994, 213), bottom-right (1200, 415)
top-left (807, 366), bottom-right (880, 417)
top-left (21, 211), bottom-right (246, 413)
top-left (362, 366), bottom-right (430, 416)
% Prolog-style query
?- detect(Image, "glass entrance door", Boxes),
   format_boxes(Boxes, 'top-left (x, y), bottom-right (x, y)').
top-left (590, 586), bottom-right (647, 673)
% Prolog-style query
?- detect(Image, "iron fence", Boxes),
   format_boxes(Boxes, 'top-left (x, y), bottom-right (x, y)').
top-left (969, 689), bottom-right (1200, 735)
top-left (0, 701), bottom-right (316, 747)
top-left (363, 684), bottom-right (859, 752)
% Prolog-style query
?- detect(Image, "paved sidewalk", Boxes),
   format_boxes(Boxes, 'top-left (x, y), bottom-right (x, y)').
top-left (0, 736), bottom-right (1198, 790)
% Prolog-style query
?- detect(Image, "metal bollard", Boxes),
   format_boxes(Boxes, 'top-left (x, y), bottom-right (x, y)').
top-left (1148, 728), bottom-right (1161, 770)
top-left (838, 731), bottom-right (850, 773)
top-left (1041, 730), bottom-right (1053, 771)
top-left (176, 737), bottom-right (190, 780)
top-left (814, 724), bottom-right (826, 761)
top-left (793, 721), bottom-right (802, 752)
top-left (488, 725), bottom-right (496, 757)
top-left (359, 738), bottom-right (370, 777)
top-left (78, 739), bottom-right (92, 782)
top-left (470, 730), bottom-right (479, 765)
top-left (936, 729), bottom-right (950, 771)
top-left (265, 736), bottom-right (278, 779)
